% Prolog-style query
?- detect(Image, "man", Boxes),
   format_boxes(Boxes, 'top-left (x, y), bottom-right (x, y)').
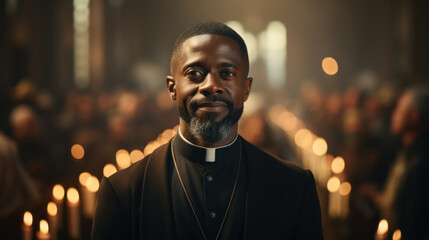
top-left (92, 22), bottom-right (323, 240)
top-left (360, 87), bottom-right (429, 239)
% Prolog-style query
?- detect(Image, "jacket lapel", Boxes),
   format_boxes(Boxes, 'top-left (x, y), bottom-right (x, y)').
top-left (139, 141), bottom-right (175, 240)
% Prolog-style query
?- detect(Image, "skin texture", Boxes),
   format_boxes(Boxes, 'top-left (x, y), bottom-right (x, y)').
top-left (167, 34), bottom-right (253, 147)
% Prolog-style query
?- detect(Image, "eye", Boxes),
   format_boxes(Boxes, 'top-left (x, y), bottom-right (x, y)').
top-left (220, 70), bottom-right (236, 79)
top-left (185, 70), bottom-right (205, 81)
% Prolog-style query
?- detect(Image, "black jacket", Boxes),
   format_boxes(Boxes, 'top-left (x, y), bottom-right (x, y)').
top-left (92, 136), bottom-right (323, 240)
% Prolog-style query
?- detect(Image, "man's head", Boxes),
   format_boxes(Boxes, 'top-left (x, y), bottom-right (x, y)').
top-left (391, 86), bottom-right (429, 137)
top-left (167, 22), bottom-right (253, 147)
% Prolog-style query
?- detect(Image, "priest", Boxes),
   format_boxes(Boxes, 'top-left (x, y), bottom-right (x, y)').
top-left (92, 21), bottom-right (323, 240)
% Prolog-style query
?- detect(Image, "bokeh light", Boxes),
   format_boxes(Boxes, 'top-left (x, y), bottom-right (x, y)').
top-left (322, 57), bottom-right (338, 75)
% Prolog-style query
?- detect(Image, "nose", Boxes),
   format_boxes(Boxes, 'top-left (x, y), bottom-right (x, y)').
top-left (199, 73), bottom-right (225, 96)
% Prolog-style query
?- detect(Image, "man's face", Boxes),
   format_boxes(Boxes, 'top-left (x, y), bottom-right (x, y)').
top-left (167, 34), bottom-right (252, 144)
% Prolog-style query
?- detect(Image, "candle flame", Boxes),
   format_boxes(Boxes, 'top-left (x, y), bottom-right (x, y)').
top-left (47, 202), bottom-right (57, 216)
top-left (115, 149), bottom-right (128, 159)
top-left (23, 211), bottom-right (33, 227)
top-left (103, 163), bottom-right (117, 178)
top-left (327, 176), bottom-right (341, 193)
top-left (71, 144), bottom-right (85, 159)
top-left (312, 138), bottom-right (328, 156)
top-left (86, 176), bottom-right (100, 192)
top-left (39, 219), bottom-right (49, 234)
top-left (376, 219), bottom-right (388, 236)
top-left (79, 172), bottom-right (91, 186)
top-left (294, 129), bottom-right (313, 148)
top-left (339, 182), bottom-right (352, 196)
top-left (322, 57), bottom-right (339, 75)
top-left (67, 187), bottom-right (80, 204)
top-left (52, 184), bottom-right (65, 201)
top-left (130, 149), bottom-right (144, 164)
top-left (331, 156), bottom-right (345, 174)
top-left (116, 151), bottom-right (131, 170)
top-left (392, 229), bottom-right (401, 240)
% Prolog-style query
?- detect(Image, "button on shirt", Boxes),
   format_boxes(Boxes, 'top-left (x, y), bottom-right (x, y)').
top-left (171, 132), bottom-right (245, 240)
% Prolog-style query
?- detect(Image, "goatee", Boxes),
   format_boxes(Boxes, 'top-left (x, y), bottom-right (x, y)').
top-left (178, 96), bottom-right (243, 143)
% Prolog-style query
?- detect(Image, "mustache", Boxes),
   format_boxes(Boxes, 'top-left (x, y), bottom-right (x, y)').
top-left (189, 95), bottom-right (233, 112)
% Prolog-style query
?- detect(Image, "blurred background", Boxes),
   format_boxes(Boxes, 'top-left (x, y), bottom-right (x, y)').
top-left (1, 0), bottom-right (429, 239)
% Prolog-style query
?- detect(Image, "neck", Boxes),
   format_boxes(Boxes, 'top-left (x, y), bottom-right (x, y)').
top-left (179, 120), bottom-right (238, 148)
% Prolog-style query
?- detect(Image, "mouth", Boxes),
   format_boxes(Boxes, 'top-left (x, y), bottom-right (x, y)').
top-left (196, 101), bottom-right (228, 112)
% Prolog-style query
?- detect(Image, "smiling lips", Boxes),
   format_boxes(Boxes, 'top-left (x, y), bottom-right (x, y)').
top-left (196, 101), bottom-right (228, 112)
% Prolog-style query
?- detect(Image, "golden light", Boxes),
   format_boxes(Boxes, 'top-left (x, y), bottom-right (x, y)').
top-left (327, 176), bottom-right (341, 193)
top-left (23, 211), bottom-right (33, 227)
top-left (392, 229), bottom-right (401, 240)
top-left (322, 57), bottom-right (339, 75)
top-left (103, 163), bottom-right (117, 178)
top-left (47, 202), bottom-right (57, 216)
top-left (144, 141), bottom-right (156, 156)
top-left (71, 144), bottom-right (85, 159)
top-left (312, 138), bottom-right (328, 156)
top-left (376, 219), bottom-right (389, 236)
top-left (67, 188), bottom-right (80, 204)
top-left (78, 172), bottom-right (91, 186)
top-left (294, 129), bottom-right (313, 148)
top-left (281, 113), bottom-right (298, 132)
top-left (116, 149), bottom-right (129, 159)
top-left (52, 184), bottom-right (65, 201)
top-left (161, 129), bottom-right (174, 143)
top-left (86, 176), bottom-right (100, 193)
top-left (130, 149), bottom-right (144, 164)
top-left (39, 219), bottom-right (49, 234)
top-left (339, 182), bottom-right (352, 196)
top-left (116, 151), bottom-right (131, 170)
top-left (331, 156), bottom-right (345, 174)
top-left (268, 105), bottom-right (284, 124)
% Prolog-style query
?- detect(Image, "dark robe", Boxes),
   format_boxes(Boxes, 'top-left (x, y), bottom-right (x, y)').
top-left (92, 135), bottom-right (323, 240)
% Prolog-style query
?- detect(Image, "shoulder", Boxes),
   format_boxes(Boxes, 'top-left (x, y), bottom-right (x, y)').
top-left (241, 136), bottom-right (313, 189)
top-left (104, 142), bottom-right (170, 208)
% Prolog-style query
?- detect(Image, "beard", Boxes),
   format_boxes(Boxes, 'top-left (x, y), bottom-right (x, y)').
top-left (178, 95), bottom-right (243, 143)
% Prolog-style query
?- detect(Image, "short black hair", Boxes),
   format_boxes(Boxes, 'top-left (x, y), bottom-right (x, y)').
top-left (171, 21), bottom-right (249, 65)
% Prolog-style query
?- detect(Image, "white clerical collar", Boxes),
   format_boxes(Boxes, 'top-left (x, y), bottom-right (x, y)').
top-left (177, 128), bottom-right (238, 163)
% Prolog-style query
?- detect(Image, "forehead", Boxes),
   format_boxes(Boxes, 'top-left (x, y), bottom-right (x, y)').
top-left (172, 34), bottom-right (246, 72)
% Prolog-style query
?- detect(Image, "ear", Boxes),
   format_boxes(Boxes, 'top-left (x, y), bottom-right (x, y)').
top-left (243, 77), bottom-right (253, 102)
top-left (166, 76), bottom-right (176, 100)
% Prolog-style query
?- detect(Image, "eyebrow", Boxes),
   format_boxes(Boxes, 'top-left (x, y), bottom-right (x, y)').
top-left (182, 61), bottom-right (206, 73)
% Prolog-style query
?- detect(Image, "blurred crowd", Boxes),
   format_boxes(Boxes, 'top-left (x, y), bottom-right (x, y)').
top-left (1, 77), bottom-right (428, 239)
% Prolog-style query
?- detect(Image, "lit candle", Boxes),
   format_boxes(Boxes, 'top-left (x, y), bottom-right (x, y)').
top-left (375, 219), bottom-right (388, 240)
top-left (103, 164), bottom-right (117, 178)
top-left (327, 176), bottom-right (341, 218)
top-left (67, 187), bottom-right (80, 239)
top-left (83, 176), bottom-right (99, 218)
top-left (79, 172), bottom-right (91, 219)
top-left (36, 220), bottom-right (50, 240)
top-left (22, 211), bottom-right (33, 240)
top-left (392, 229), bottom-right (401, 240)
top-left (52, 184), bottom-right (64, 230)
top-left (47, 202), bottom-right (58, 240)
top-left (338, 182), bottom-right (352, 218)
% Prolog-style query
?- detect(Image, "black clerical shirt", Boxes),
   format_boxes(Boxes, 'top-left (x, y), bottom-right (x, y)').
top-left (171, 133), bottom-right (246, 240)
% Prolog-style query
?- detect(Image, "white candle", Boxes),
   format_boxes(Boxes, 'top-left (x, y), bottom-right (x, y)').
top-left (327, 176), bottom-right (341, 218)
top-left (52, 184), bottom-right (64, 230)
top-left (22, 211), bottom-right (33, 240)
top-left (79, 172), bottom-right (91, 219)
top-left (67, 187), bottom-right (81, 239)
top-left (47, 202), bottom-right (58, 240)
top-left (36, 220), bottom-right (50, 240)
top-left (338, 182), bottom-right (352, 218)
top-left (375, 219), bottom-right (388, 240)
top-left (83, 176), bottom-right (99, 218)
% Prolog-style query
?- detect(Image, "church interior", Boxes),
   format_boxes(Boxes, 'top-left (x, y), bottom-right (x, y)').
top-left (1, 0), bottom-right (429, 239)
